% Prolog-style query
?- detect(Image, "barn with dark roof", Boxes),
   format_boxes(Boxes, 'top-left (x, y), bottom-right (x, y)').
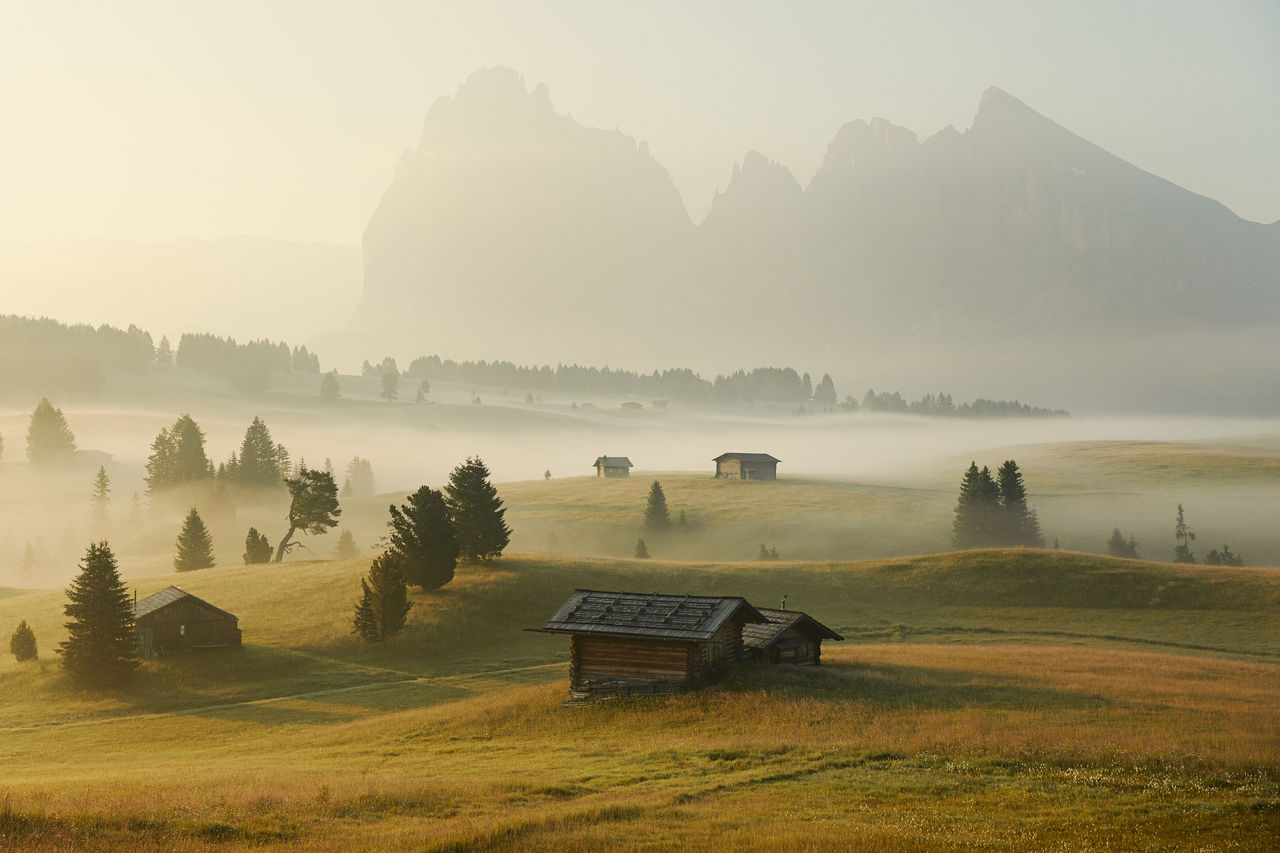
top-left (713, 452), bottom-right (780, 480)
top-left (741, 608), bottom-right (843, 665)
top-left (592, 455), bottom-right (633, 477)
top-left (134, 586), bottom-right (242, 655)
top-left (537, 590), bottom-right (767, 700)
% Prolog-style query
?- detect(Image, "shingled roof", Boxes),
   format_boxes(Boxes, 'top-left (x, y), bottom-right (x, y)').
top-left (538, 590), bottom-right (766, 641)
top-left (740, 608), bottom-right (844, 649)
top-left (593, 456), bottom-right (633, 468)
top-left (134, 586), bottom-right (236, 622)
top-left (712, 452), bottom-right (781, 463)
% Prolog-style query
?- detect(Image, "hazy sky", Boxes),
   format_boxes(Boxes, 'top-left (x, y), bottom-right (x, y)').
top-left (3, 0), bottom-right (1277, 245)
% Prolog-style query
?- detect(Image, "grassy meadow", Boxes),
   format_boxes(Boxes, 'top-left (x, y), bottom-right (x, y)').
top-left (2, 389), bottom-right (1279, 849)
top-left (1, 549), bottom-right (1278, 850)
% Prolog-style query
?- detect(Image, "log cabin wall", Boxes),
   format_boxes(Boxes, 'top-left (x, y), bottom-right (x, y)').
top-left (571, 635), bottom-right (696, 697)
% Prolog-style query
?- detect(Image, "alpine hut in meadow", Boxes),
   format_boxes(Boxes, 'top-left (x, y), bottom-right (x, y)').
top-left (713, 452), bottom-right (780, 480)
top-left (536, 590), bottom-right (767, 700)
top-left (134, 586), bottom-right (242, 656)
top-left (593, 455), bottom-right (633, 477)
top-left (741, 608), bottom-right (843, 665)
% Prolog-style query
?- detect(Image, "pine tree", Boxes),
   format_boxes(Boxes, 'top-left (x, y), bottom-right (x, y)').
top-left (144, 427), bottom-right (175, 494)
top-left (9, 619), bottom-right (38, 661)
top-left (996, 460), bottom-right (1044, 547)
top-left (644, 480), bottom-right (671, 530)
top-left (320, 370), bottom-right (340, 400)
top-left (1107, 528), bottom-right (1141, 559)
top-left (444, 457), bottom-right (511, 561)
top-left (333, 529), bottom-right (359, 560)
top-left (155, 336), bottom-right (173, 367)
top-left (58, 541), bottom-right (137, 684)
top-left (235, 417), bottom-right (283, 487)
top-left (1173, 504), bottom-right (1196, 564)
top-left (380, 365), bottom-right (400, 402)
top-left (385, 485), bottom-right (458, 590)
top-left (352, 553), bottom-right (412, 643)
top-left (243, 527), bottom-right (273, 564)
top-left (952, 462), bottom-right (1001, 548)
top-left (90, 465), bottom-right (111, 532)
top-left (170, 414), bottom-right (212, 484)
top-left (26, 397), bottom-right (77, 465)
top-left (634, 538), bottom-right (649, 559)
top-left (275, 468), bottom-right (341, 561)
top-left (344, 456), bottom-right (376, 498)
top-left (174, 507), bottom-right (215, 571)
top-left (813, 373), bottom-right (838, 406)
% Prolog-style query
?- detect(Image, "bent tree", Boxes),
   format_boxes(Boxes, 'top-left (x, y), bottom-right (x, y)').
top-left (275, 467), bottom-right (341, 562)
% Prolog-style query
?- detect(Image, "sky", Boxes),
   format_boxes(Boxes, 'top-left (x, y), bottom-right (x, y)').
top-left (2, 0), bottom-right (1278, 246)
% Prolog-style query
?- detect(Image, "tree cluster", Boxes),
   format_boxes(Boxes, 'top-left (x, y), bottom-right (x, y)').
top-left (217, 417), bottom-right (288, 488)
top-left (0, 315), bottom-right (154, 399)
top-left (862, 389), bottom-right (1068, 418)
top-left (1171, 504), bottom-right (1243, 566)
top-left (176, 333), bottom-right (319, 392)
top-left (952, 460), bottom-right (1045, 549)
top-left (145, 414), bottom-right (213, 492)
top-left (1107, 528), bottom-right (1141, 559)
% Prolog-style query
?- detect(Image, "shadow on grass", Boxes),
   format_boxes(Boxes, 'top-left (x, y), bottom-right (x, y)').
top-left (720, 661), bottom-right (1112, 713)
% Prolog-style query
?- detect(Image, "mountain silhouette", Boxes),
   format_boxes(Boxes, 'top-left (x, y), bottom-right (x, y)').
top-left (338, 69), bottom-right (1280, 412)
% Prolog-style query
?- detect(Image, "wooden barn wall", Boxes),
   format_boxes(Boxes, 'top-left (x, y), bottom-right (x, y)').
top-left (571, 635), bottom-right (695, 687)
top-left (137, 601), bottom-right (241, 652)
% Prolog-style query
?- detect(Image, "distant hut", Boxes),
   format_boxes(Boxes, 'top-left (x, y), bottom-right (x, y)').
top-left (536, 590), bottom-right (767, 700)
top-left (713, 452), bottom-right (781, 480)
top-left (742, 608), bottom-right (843, 665)
top-left (134, 586), bottom-right (242, 655)
top-left (593, 455), bottom-right (633, 478)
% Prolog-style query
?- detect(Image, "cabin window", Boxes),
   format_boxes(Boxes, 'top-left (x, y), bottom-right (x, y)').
top-left (179, 625), bottom-right (185, 636)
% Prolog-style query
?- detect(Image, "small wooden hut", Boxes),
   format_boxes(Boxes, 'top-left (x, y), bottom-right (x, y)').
top-left (741, 608), bottom-right (843, 665)
top-left (593, 456), bottom-right (633, 477)
top-left (713, 452), bottom-right (780, 480)
top-left (134, 586), bottom-right (242, 655)
top-left (537, 590), bottom-right (767, 700)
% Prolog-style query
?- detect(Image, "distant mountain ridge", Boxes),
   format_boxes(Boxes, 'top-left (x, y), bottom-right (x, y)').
top-left (339, 68), bottom-right (1280, 413)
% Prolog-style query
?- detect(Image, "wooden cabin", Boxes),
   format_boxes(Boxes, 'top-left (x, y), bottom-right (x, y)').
top-left (593, 455), bottom-right (633, 477)
top-left (134, 586), bottom-right (242, 656)
top-left (537, 590), bottom-right (767, 700)
top-left (741, 608), bottom-right (843, 665)
top-left (713, 452), bottom-right (781, 480)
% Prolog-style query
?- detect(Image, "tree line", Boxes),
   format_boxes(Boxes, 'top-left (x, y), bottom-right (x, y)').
top-left (0, 315), bottom-right (155, 398)
top-left (176, 333), bottom-right (320, 392)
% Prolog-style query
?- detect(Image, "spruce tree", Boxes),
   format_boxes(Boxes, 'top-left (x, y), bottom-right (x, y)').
top-left (386, 486), bottom-right (458, 589)
top-left (634, 538), bottom-right (649, 559)
top-left (170, 414), bottom-right (212, 484)
top-left (644, 480), bottom-right (671, 530)
top-left (236, 417), bottom-right (283, 487)
top-left (1173, 504), bottom-right (1196, 564)
top-left (320, 370), bottom-right (340, 400)
top-left (26, 397), bottom-right (77, 465)
top-left (243, 527), bottom-right (273, 564)
top-left (58, 541), bottom-right (137, 684)
top-left (1107, 528), bottom-right (1140, 559)
top-left (10, 619), bottom-right (38, 661)
top-left (996, 460), bottom-right (1044, 547)
top-left (90, 465), bottom-right (111, 532)
top-left (352, 553), bottom-right (412, 643)
top-left (144, 427), bottom-right (176, 494)
top-left (952, 463), bottom-right (1001, 548)
top-left (333, 529), bottom-right (359, 559)
top-left (344, 456), bottom-right (376, 498)
top-left (444, 457), bottom-right (511, 561)
top-left (174, 507), bottom-right (216, 571)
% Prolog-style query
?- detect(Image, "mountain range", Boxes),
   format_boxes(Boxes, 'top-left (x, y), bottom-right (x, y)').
top-left (335, 68), bottom-right (1280, 412)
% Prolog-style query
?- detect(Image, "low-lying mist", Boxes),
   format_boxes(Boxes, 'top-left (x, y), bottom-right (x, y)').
top-left (2, 389), bottom-right (1278, 588)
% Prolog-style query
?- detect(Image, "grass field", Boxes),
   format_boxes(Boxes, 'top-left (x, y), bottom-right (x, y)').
top-left (1, 549), bottom-right (1277, 850)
